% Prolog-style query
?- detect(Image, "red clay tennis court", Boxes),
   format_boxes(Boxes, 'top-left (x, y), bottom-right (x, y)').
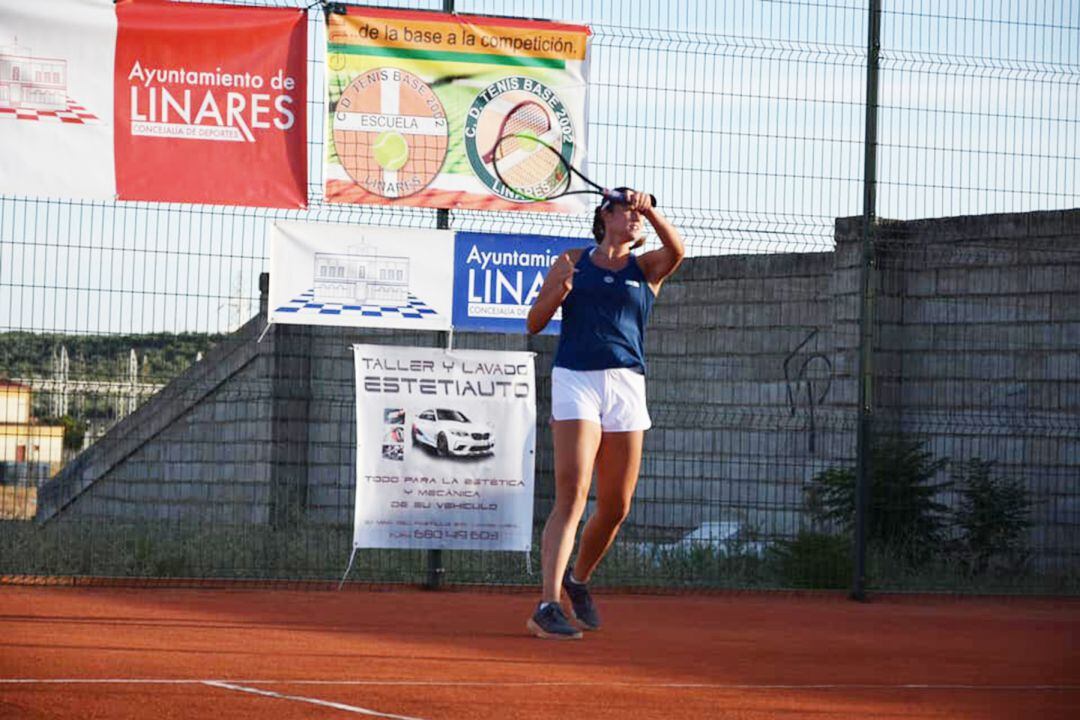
top-left (1, 585), bottom-right (1076, 719)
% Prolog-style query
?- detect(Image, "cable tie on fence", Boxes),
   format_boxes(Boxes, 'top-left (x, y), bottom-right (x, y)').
top-left (441, 328), bottom-right (473, 363)
top-left (337, 547), bottom-right (358, 590)
top-left (256, 322), bottom-right (272, 344)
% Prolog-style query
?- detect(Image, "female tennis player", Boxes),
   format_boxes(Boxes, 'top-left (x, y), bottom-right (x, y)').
top-left (525, 188), bottom-right (684, 639)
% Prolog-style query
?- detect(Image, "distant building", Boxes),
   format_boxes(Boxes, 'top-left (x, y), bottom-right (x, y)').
top-left (0, 38), bottom-right (68, 111)
top-left (0, 380), bottom-right (64, 477)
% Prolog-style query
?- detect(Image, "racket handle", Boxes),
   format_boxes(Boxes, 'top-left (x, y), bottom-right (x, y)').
top-left (605, 189), bottom-right (658, 208)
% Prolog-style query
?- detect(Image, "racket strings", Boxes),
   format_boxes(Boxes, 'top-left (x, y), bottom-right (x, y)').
top-left (493, 103), bottom-right (551, 161)
top-left (498, 148), bottom-right (567, 196)
top-left (484, 100), bottom-right (578, 200)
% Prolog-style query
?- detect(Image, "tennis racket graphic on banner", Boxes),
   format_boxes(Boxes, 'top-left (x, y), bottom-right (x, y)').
top-left (482, 100), bottom-right (554, 165)
top-left (487, 102), bottom-right (657, 208)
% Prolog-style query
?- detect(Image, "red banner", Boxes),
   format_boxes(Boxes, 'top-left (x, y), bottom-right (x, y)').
top-left (114, 0), bottom-right (307, 208)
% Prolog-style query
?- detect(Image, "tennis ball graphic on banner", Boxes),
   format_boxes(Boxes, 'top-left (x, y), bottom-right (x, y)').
top-left (373, 132), bottom-right (409, 171)
top-left (332, 67), bottom-right (449, 199)
top-left (516, 130), bottom-right (540, 153)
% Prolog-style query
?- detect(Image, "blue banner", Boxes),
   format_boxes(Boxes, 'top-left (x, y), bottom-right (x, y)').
top-left (453, 232), bottom-right (585, 335)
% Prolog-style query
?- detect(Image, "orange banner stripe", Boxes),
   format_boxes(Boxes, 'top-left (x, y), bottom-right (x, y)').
top-left (329, 13), bottom-right (589, 62)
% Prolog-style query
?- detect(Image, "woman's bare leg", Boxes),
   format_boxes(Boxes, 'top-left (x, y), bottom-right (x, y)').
top-left (541, 419), bottom-right (603, 602)
top-left (572, 430), bottom-right (644, 582)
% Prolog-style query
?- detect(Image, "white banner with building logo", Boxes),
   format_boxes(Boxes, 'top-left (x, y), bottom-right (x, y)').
top-left (269, 220), bottom-right (454, 331)
top-left (351, 344), bottom-right (535, 551)
top-left (0, 0), bottom-right (117, 200)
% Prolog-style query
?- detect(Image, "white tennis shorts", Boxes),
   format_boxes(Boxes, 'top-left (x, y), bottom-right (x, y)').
top-left (551, 366), bottom-right (652, 432)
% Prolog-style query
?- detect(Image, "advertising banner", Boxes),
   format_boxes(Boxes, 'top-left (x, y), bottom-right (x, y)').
top-left (269, 220), bottom-right (454, 331)
top-left (114, 0), bottom-right (307, 207)
top-left (0, 0), bottom-right (117, 201)
top-left (352, 344), bottom-right (535, 551)
top-left (452, 231), bottom-right (584, 335)
top-left (324, 7), bottom-right (590, 213)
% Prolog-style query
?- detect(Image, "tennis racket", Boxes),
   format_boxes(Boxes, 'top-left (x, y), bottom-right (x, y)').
top-left (488, 122), bottom-right (657, 208)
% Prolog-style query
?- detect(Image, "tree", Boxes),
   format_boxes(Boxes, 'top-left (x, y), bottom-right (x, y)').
top-left (806, 436), bottom-right (951, 566)
top-left (952, 458), bottom-right (1032, 575)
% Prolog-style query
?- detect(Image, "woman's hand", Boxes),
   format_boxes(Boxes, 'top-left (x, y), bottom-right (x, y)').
top-left (623, 189), bottom-right (655, 215)
top-left (527, 249), bottom-right (581, 334)
top-left (548, 251), bottom-right (578, 295)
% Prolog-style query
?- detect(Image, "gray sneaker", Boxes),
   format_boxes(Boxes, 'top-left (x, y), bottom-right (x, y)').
top-left (527, 602), bottom-right (583, 640)
top-left (563, 568), bottom-right (601, 630)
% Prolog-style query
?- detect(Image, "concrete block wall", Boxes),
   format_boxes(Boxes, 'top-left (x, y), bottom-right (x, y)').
top-left (37, 313), bottom-right (274, 525)
top-left (36, 207), bottom-right (1078, 570)
top-left (871, 208), bottom-right (1080, 567)
top-left (634, 250), bottom-right (849, 538)
top-left (288, 245), bottom-right (849, 542)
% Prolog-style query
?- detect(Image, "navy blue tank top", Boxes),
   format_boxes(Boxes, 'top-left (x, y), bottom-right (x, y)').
top-left (553, 248), bottom-right (655, 374)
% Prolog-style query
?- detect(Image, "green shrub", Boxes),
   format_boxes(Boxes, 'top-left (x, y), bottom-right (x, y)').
top-left (767, 531), bottom-right (851, 588)
top-left (951, 458), bottom-right (1032, 576)
top-left (595, 540), bottom-right (770, 589)
top-left (805, 436), bottom-right (951, 567)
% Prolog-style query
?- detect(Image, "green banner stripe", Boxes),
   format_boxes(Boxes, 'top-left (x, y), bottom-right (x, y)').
top-left (327, 44), bottom-right (566, 69)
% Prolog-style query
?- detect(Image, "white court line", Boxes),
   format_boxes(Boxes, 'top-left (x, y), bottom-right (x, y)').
top-left (203, 680), bottom-right (428, 720)
top-left (0, 679), bottom-right (1077, 691)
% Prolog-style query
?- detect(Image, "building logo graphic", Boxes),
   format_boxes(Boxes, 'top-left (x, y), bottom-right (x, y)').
top-left (274, 246), bottom-right (438, 321)
top-left (0, 37), bottom-right (99, 124)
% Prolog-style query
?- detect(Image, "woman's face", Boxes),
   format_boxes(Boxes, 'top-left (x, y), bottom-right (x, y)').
top-left (602, 204), bottom-right (645, 244)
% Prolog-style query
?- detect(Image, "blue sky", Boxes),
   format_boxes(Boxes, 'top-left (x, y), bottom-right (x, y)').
top-left (1, 0), bottom-right (1076, 335)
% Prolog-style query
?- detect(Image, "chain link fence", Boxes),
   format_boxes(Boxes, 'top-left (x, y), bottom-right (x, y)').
top-left (1, 0), bottom-right (1077, 593)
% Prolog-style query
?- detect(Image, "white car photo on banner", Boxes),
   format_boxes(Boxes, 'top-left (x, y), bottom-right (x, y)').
top-left (352, 344), bottom-right (535, 552)
top-left (269, 220), bottom-right (454, 331)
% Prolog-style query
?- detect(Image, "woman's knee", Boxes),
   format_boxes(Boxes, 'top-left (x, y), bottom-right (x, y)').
top-left (596, 497), bottom-right (632, 527)
top-left (551, 481), bottom-right (590, 515)
top-left (551, 492), bottom-right (590, 519)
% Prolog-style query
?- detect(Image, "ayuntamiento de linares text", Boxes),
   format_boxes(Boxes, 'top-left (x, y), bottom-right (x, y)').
top-left (359, 357), bottom-right (531, 398)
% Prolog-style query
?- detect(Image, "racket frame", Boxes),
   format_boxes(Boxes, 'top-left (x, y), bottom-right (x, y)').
top-left (490, 133), bottom-right (656, 208)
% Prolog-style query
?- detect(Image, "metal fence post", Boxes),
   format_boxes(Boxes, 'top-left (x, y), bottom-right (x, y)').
top-left (423, 0), bottom-right (456, 592)
top-left (853, 0), bottom-right (882, 602)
